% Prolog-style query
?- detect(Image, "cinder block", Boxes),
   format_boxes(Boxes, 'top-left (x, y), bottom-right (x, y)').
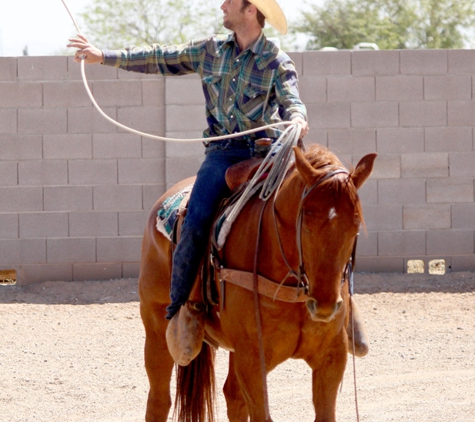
top-left (424, 127), bottom-right (472, 152)
top-left (351, 102), bottom-right (398, 128)
top-left (69, 211), bottom-right (118, 237)
top-left (451, 255), bottom-right (475, 272)
top-left (378, 179), bottom-right (426, 204)
top-left (165, 138), bottom-right (204, 158)
top-left (298, 76), bottom-right (326, 104)
top-left (119, 210), bottom-right (149, 236)
top-left (351, 50), bottom-right (400, 76)
top-left (44, 186), bottom-right (93, 211)
top-left (118, 158), bottom-right (165, 184)
top-left (400, 101), bottom-right (447, 127)
top-left (307, 103), bottom-right (351, 129)
top-left (400, 50), bottom-right (447, 75)
top-left (448, 101), bottom-right (475, 126)
top-left (142, 79), bottom-right (166, 106)
top-left (93, 133), bottom-right (141, 159)
top-left (0, 135), bottom-right (42, 160)
top-left (448, 50), bottom-right (475, 74)
top-left (47, 237), bottom-right (96, 264)
top-left (18, 108), bottom-right (67, 134)
top-left (424, 75), bottom-right (471, 100)
top-left (376, 76), bottom-right (423, 101)
top-left (371, 154), bottom-right (400, 179)
top-left (426, 178), bottom-right (474, 203)
top-left (403, 204), bottom-right (451, 230)
top-left (452, 203), bottom-right (475, 229)
top-left (356, 256), bottom-right (404, 273)
top-left (361, 204), bottom-right (403, 230)
top-left (43, 81), bottom-right (91, 107)
top-left (20, 264), bottom-right (73, 285)
top-left (93, 185), bottom-right (143, 211)
top-left (0, 213), bottom-right (19, 238)
top-left (167, 105), bottom-right (204, 132)
top-left (43, 134), bottom-right (93, 159)
top-left (0, 187), bottom-right (43, 212)
top-left (305, 129), bottom-right (328, 147)
top-left (0, 238), bottom-right (46, 265)
top-left (401, 153), bottom-right (448, 178)
top-left (378, 230), bottom-right (426, 256)
top-left (118, 106), bottom-right (166, 134)
top-left (0, 109), bottom-right (17, 134)
top-left (18, 160), bottom-right (68, 186)
top-left (0, 57), bottom-right (17, 81)
top-left (122, 262), bottom-right (140, 278)
top-left (0, 161), bottom-right (18, 186)
top-left (376, 128), bottom-right (424, 153)
top-left (92, 80), bottom-right (143, 106)
top-left (19, 212), bottom-right (69, 238)
top-left (166, 156), bottom-right (204, 185)
top-left (67, 57), bottom-right (118, 81)
top-left (68, 106), bottom-right (118, 134)
top-left (96, 236), bottom-right (142, 262)
top-left (72, 263), bottom-right (123, 282)
top-left (116, 67), bottom-right (157, 81)
top-left (302, 51), bottom-right (351, 76)
top-left (357, 179), bottom-right (378, 205)
top-left (0, 82), bottom-right (42, 108)
top-left (68, 159), bottom-right (118, 185)
top-left (327, 76), bottom-right (374, 102)
top-left (143, 184), bottom-right (167, 210)
top-left (142, 136), bottom-right (167, 158)
top-left (18, 57), bottom-right (68, 81)
top-left (327, 128), bottom-right (376, 155)
top-left (449, 153), bottom-right (475, 177)
top-left (356, 231), bottom-right (377, 256)
top-left (426, 230), bottom-right (473, 255)
top-left (288, 52), bottom-right (303, 77)
top-left (166, 78), bottom-right (204, 106)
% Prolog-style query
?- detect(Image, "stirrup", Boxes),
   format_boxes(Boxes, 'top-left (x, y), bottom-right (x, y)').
top-left (165, 301), bottom-right (206, 366)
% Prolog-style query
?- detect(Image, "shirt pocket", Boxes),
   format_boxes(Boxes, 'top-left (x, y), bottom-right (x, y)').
top-left (240, 80), bottom-right (273, 121)
top-left (202, 74), bottom-right (222, 111)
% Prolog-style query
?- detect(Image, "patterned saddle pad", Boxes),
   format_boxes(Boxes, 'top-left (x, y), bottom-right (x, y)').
top-left (156, 184), bottom-right (193, 240)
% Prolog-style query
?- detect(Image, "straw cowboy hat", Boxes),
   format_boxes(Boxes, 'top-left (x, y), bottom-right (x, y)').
top-left (248, 0), bottom-right (288, 35)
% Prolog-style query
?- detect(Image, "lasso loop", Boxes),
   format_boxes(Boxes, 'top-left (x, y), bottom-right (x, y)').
top-left (60, 0), bottom-right (298, 143)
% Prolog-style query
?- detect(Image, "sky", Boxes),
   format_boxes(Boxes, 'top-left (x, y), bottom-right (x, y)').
top-left (0, 0), bottom-right (322, 57)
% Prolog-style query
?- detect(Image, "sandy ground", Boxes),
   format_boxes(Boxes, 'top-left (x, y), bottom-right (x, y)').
top-left (1, 272), bottom-right (474, 422)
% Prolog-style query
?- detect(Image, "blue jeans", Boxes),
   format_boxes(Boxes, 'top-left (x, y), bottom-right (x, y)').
top-left (165, 140), bottom-right (253, 319)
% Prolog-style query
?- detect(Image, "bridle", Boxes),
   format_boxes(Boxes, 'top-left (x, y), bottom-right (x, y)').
top-left (271, 167), bottom-right (357, 296)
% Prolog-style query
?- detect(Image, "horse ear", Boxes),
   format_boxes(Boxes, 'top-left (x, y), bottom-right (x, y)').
top-left (351, 153), bottom-right (377, 190)
top-left (293, 146), bottom-right (317, 185)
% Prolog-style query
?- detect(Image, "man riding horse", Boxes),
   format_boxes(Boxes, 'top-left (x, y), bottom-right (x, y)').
top-left (68, 0), bottom-right (368, 363)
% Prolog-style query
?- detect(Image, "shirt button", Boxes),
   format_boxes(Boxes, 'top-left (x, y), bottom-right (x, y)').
top-left (230, 115), bottom-right (234, 119)
top-left (236, 59), bottom-right (239, 62)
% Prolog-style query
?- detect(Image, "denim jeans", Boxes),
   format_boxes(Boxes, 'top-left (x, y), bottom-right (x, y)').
top-left (165, 140), bottom-right (253, 319)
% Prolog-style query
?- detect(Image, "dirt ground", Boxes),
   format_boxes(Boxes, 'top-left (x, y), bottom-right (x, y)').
top-left (1, 272), bottom-right (474, 422)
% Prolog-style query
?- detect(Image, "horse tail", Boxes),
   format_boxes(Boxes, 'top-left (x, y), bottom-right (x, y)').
top-left (173, 342), bottom-right (216, 422)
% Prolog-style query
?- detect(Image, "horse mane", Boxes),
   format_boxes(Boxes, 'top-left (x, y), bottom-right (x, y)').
top-left (290, 144), bottom-right (365, 228)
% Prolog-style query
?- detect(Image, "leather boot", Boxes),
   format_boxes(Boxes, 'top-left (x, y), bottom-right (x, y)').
top-left (347, 296), bottom-right (369, 357)
top-left (165, 301), bottom-right (206, 366)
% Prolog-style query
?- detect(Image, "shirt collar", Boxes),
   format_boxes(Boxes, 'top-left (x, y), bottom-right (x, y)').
top-left (221, 31), bottom-right (266, 54)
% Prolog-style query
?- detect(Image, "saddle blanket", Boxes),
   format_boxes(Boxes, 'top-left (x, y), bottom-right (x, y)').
top-left (156, 184), bottom-right (193, 240)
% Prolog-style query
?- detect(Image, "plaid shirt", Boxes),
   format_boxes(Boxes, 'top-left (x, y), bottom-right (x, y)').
top-left (103, 32), bottom-right (307, 140)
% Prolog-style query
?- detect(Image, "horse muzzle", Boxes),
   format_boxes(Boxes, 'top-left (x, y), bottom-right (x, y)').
top-left (305, 297), bottom-right (343, 322)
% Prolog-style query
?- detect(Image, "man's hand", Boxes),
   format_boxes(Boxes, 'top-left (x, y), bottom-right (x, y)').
top-left (67, 34), bottom-right (104, 65)
top-left (291, 117), bottom-right (309, 138)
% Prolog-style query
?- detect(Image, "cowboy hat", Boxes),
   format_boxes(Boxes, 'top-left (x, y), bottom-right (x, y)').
top-left (248, 0), bottom-right (288, 35)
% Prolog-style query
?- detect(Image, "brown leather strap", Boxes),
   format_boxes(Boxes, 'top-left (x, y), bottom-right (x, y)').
top-left (219, 268), bottom-right (308, 303)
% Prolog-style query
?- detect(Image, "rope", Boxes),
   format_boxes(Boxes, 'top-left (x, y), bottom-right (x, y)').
top-left (60, 0), bottom-right (299, 143)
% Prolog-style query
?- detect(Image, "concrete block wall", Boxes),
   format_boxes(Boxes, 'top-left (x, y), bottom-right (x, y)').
top-left (1, 49), bottom-right (475, 284)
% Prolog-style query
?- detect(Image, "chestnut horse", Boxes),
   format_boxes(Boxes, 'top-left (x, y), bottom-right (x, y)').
top-left (138, 144), bottom-right (376, 422)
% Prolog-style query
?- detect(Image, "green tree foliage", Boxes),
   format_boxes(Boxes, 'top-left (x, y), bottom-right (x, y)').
top-left (294, 0), bottom-right (475, 50)
top-left (80, 0), bottom-right (222, 48)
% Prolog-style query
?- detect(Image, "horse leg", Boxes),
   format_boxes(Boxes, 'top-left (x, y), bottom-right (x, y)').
top-left (307, 335), bottom-right (348, 422)
top-left (140, 301), bottom-right (175, 422)
top-left (223, 352), bottom-right (249, 422)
